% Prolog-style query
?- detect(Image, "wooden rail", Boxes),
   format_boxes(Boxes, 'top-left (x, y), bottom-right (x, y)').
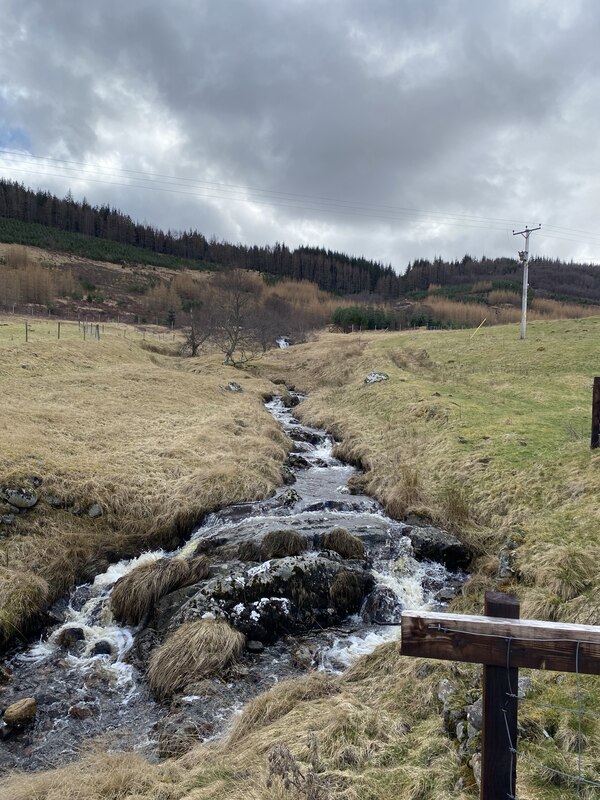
top-left (401, 609), bottom-right (600, 673)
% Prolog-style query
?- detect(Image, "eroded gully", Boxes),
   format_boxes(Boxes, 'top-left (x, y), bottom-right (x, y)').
top-left (0, 393), bottom-right (466, 771)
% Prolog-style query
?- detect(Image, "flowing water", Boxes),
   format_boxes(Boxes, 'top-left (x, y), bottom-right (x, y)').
top-left (0, 394), bottom-right (465, 771)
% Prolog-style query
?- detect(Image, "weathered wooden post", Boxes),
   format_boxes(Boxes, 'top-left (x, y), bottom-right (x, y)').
top-left (57, 321), bottom-right (61, 340)
top-left (25, 322), bottom-right (28, 343)
top-left (481, 592), bottom-right (520, 800)
top-left (591, 377), bottom-right (600, 449)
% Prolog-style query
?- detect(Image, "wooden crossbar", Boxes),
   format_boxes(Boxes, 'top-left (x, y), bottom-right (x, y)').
top-left (401, 609), bottom-right (600, 675)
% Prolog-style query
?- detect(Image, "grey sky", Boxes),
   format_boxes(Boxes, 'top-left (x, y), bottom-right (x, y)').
top-left (1, 0), bottom-right (600, 271)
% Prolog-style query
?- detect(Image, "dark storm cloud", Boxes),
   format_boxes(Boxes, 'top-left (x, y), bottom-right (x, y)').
top-left (1, 0), bottom-right (600, 267)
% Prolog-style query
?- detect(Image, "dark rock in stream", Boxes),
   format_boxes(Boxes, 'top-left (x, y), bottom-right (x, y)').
top-left (289, 427), bottom-right (324, 446)
top-left (407, 525), bottom-right (471, 570)
top-left (159, 552), bottom-right (374, 644)
top-left (286, 453), bottom-right (310, 469)
top-left (56, 627), bottom-right (85, 650)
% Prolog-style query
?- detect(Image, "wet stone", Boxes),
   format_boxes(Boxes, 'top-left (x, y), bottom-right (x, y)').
top-left (69, 704), bottom-right (94, 720)
top-left (91, 640), bottom-right (112, 656)
top-left (3, 697), bottom-right (37, 727)
top-left (56, 627), bottom-right (86, 650)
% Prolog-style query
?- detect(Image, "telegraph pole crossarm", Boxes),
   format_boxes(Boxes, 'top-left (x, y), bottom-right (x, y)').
top-left (512, 224), bottom-right (541, 341)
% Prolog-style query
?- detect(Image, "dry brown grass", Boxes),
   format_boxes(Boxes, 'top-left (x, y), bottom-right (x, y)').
top-left (148, 618), bottom-right (245, 700)
top-left (329, 569), bottom-right (364, 615)
top-left (0, 317), bottom-right (288, 647)
top-left (423, 295), bottom-right (600, 327)
top-left (110, 556), bottom-right (209, 625)
top-left (320, 527), bottom-right (365, 560)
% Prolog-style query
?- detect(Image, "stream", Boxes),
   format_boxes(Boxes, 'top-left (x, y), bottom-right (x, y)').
top-left (0, 393), bottom-right (466, 772)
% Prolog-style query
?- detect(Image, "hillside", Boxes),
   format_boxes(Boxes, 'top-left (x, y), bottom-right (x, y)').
top-left (3, 180), bottom-right (600, 308)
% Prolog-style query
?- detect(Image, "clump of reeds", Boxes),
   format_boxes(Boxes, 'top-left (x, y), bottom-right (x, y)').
top-left (261, 529), bottom-right (307, 559)
top-left (320, 527), bottom-right (365, 560)
top-left (238, 540), bottom-right (262, 562)
top-left (0, 567), bottom-right (50, 645)
top-left (329, 570), bottom-right (364, 615)
top-left (110, 556), bottom-right (209, 625)
top-left (148, 618), bottom-right (244, 700)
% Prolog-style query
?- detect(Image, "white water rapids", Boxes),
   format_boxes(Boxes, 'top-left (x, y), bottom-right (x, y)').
top-left (1, 394), bottom-right (463, 771)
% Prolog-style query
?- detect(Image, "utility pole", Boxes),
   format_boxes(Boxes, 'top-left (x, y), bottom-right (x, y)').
top-left (512, 224), bottom-right (541, 340)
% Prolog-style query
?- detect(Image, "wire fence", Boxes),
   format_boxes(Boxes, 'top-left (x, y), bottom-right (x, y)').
top-left (431, 623), bottom-right (600, 797)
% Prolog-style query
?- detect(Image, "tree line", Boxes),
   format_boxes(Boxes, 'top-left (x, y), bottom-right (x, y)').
top-left (2, 179), bottom-right (599, 304)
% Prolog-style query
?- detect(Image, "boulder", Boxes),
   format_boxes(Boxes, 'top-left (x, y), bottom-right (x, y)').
top-left (408, 525), bottom-right (471, 569)
top-left (281, 466), bottom-right (296, 485)
top-left (88, 503), bottom-right (103, 519)
top-left (286, 454), bottom-right (310, 469)
top-left (56, 627), bottom-right (86, 650)
top-left (282, 394), bottom-right (300, 408)
top-left (289, 428), bottom-right (324, 446)
top-left (45, 495), bottom-right (64, 508)
top-left (3, 697), bottom-right (36, 727)
top-left (91, 640), bottom-right (112, 656)
top-left (1, 488), bottom-right (38, 509)
top-left (362, 586), bottom-right (402, 624)
top-left (364, 372), bottom-right (389, 384)
top-left (173, 553), bottom-right (374, 642)
top-left (279, 488), bottom-right (300, 507)
top-left (226, 382), bottom-right (242, 392)
top-left (0, 514), bottom-right (15, 525)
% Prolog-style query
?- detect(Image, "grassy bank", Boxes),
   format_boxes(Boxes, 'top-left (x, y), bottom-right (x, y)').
top-left (273, 320), bottom-right (600, 626)
top-left (3, 319), bottom-right (600, 798)
top-left (0, 316), bottom-right (287, 647)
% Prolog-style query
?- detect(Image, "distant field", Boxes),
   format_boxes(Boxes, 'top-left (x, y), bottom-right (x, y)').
top-left (0, 316), bottom-right (286, 648)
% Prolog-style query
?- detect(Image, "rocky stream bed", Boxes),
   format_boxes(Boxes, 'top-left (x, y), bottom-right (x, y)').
top-left (0, 393), bottom-right (470, 771)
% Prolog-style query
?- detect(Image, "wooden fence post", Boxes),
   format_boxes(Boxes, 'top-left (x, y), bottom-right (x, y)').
top-left (481, 591), bottom-right (520, 800)
top-left (57, 322), bottom-right (60, 340)
top-left (591, 377), bottom-right (600, 449)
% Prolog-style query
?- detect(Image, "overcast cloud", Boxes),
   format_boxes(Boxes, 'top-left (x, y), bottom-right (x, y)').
top-left (1, 0), bottom-right (600, 270)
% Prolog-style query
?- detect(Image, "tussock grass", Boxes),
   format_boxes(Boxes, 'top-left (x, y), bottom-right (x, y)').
top-left (329, 570), bottom-right (364, 615)
top-left (110, 556), bottom-right (209, 625)
top-left (0, 568), bottom-right (49, 643)
top-left (148, 619), bottom-right (245, 700)
top-left (0, 315), bottom-right (287, 647)
top-left (237, 540), bottom-right (262, 562)
top-left (320, 527), bottom-right (365, 560)
top-left (0, 751), bottom-right (184, 800)
top-left (261, 529), bottom-right (307, 559)
top-left (227, 673), bottom-right (339, 745)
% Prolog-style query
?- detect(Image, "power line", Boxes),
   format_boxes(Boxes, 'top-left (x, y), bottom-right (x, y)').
top-left (0, 161), bottom-right (519, 234)
top-left (0, 147), bottom-right (531, 228)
